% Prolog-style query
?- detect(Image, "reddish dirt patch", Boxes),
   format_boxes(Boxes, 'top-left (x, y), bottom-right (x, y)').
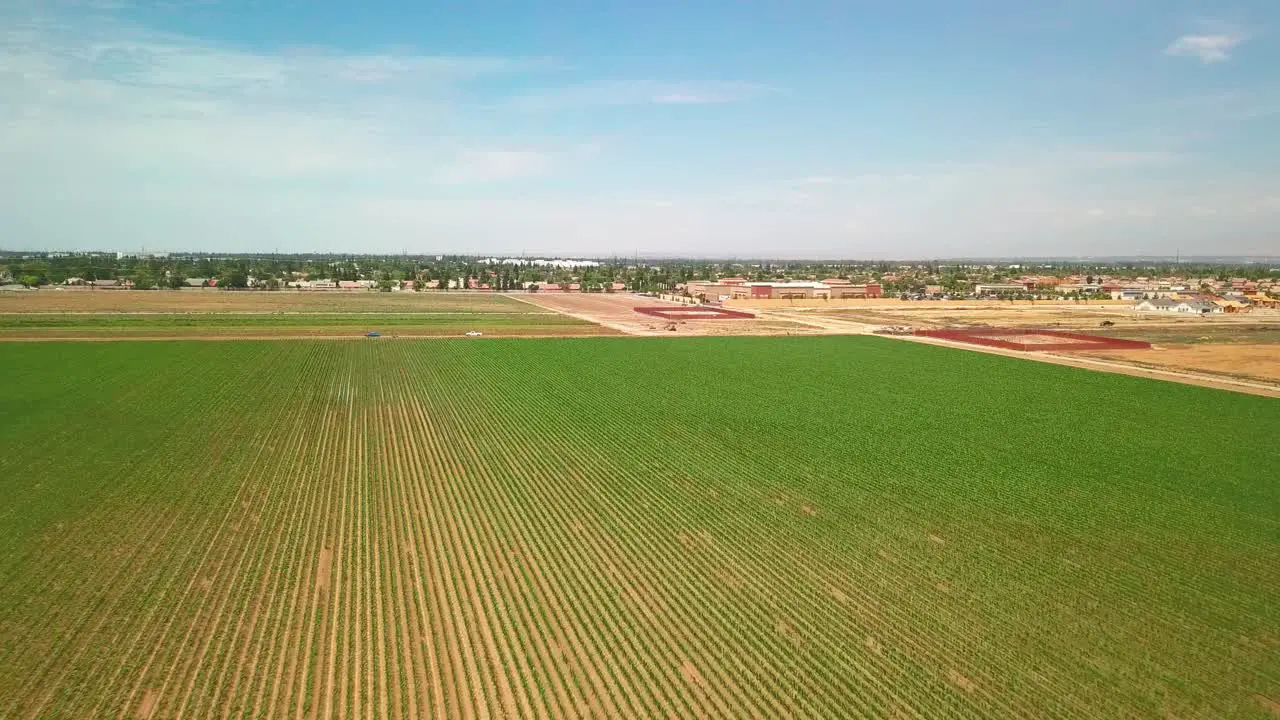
top-left (135, 688), bottom-right (159, 718)
top-left (1256, 694), bottom-right (1280, 717)
top-left (634, 306), bottom-right (756, 320)
top-left (948, 669), bottom-right (976, 693)
top-left (680, 661), bottom-right (704, 687)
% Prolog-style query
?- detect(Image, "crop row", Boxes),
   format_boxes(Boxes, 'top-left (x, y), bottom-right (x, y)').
top-left (0, 337), bottom-right (1275, 718)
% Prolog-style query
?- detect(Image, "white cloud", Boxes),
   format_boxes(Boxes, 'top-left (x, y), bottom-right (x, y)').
top-left (652, 93), bottom-right (717, 104)
top-left (1164, 33), bottom-right (1244, 63)
top-left (511, 80), bottom-right (766, 110)
top-left (435, 149), bottom-right (554, 185)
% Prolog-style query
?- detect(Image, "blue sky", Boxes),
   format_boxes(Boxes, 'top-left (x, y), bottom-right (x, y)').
top-left (2, 0), bottom-right (1278, 258)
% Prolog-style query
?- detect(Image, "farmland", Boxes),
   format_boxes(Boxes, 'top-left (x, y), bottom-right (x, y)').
top-left (0, 337), bottom-right (1277, 718)
top-left (0, 312), bottom-right (601, 339)
top-left (0, 291), bottom-right (609, 338)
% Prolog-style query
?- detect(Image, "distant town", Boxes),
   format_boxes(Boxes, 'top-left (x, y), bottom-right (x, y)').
top-left (1, 251), bottom-right (1277, 310)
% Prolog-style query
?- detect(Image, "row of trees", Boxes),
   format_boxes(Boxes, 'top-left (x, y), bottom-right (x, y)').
top-left (3, 253), bottom-right (1277, 293)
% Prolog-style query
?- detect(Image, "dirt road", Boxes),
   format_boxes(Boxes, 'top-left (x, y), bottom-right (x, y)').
top-left (508, 293), bottom-right (819, 336)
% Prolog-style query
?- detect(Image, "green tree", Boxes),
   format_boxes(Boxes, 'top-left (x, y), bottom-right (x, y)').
top-left (219, 270), bottom-right (248, 289)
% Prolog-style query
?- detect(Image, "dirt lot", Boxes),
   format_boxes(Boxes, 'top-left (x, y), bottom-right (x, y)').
top-left (904, 335), bottom-right (1280, 398)
top-left (510, 292), bottom-right (819, 336)
top-left (751, 300), bottom-right (1280, 335)
top-left (1076, 344), bottom-right (1280, 384)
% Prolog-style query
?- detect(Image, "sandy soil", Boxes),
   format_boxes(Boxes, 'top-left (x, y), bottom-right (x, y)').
top-left (0, 289), bottom-right (529, 313)
top-left (901, 334), bottom-right (1280, 398)
top-left (967, 333), bottom-right (1098, 346)
top-left (1077, 344), bottom-right (1280, 384)
top-left (508, 292), bottom-right (819, 336)
top-left (134, 689), bottom-right (159, 719)
top-left (764, 301), bottom-right (1280, 334)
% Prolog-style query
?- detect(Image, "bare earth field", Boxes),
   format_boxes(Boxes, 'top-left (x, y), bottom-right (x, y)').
top-left (903, 334), bottom-right (1280, 398)
top-left (749, 299), bottom-right (1279, 335)
top-left (1078, 344), bottom-right (1280, 383)
top-left (510, 292), bottom-right (818, 336)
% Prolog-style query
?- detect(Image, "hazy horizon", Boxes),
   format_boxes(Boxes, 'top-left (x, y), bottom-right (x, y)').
top-left (6, 249), bottom-right (1278, 266)
top-left (3, 1), bottom-right (1279, 258)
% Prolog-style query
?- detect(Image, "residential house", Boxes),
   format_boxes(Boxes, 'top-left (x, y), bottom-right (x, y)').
top-left (1214, 299), bottom-right (1250, 313)
top-left (1178, 300), bottom-right (1223, 314)
top-left (1135, 298), bottom-right (1179, 312)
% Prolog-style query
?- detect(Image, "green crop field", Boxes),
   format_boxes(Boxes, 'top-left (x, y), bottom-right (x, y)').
top-left (0, 311), bottom-right (601, 338)
top-left (0, 337), bottom-right (1276, 718)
